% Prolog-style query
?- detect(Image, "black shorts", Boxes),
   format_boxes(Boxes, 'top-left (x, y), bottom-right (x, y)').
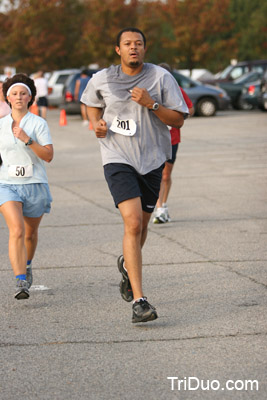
top-left (166, 143), bottom-right (179, 164)
top-left (37, 97), bottom-right (48, 107)
top-left (104, 163), bottom-right (164, 213)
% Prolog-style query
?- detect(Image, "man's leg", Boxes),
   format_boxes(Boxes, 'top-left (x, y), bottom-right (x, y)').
top-left (118, 197), bottom-right (152, 300)
top-left (141, 210), bottom-right (152, 247)
top-left (81, 104), bottom-right (88, 122)
top-left (153, 162), bottom-right (173, 224)
top-left (40, 106), bottom-right (47, 120)
top-left (156, 161), bottom-right (173, 208)
top-left (162, 161), bottom-right (173, 204)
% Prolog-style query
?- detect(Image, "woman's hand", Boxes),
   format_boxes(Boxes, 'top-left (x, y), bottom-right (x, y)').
top-left (12, 126), bottom-right (29, 144)
top-left (12, 124), bottom-right (53, 162)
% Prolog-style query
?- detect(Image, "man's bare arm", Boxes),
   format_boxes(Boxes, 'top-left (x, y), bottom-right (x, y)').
top-left (86, 107), bottom-right (107, 138)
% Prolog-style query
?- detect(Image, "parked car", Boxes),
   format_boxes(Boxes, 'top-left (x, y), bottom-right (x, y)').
top-left (47, 69), bottom-right (80, 106)
top-left (172, 70), bottom-right (230, 116)
top-left (61, 68), bottom-right (230, 117)
top-left (240, 75), bottom-right (264, 110)
top-left (201, 59), bottom-right (267, 85)
top-left (258, 70), bottom-right (267, 111)
top-left (217, 71), bottom-right (263, 110)
top-left (61, 69), bottom-right (99, 114)
top-left (240, 71), bottom-right (267, 112)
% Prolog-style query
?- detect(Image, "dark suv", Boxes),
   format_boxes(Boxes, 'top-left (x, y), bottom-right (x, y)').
top-left (61, 69), bottom-right (99, 114)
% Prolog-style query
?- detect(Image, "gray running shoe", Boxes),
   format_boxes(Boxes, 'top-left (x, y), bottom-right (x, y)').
top-left (14, 279), bottom-right (30, 300)
top-left (26, 265), bottom-right (33, 288)
top-left (117, 255), bottom-right (133, 302)
top-left (132, 297), bottom-right (158, 323)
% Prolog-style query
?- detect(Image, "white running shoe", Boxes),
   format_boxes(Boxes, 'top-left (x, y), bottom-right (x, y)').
top-left (163, 205), bottom-right (171, 222)
top-left (153, 207), bottom-right (168, 224)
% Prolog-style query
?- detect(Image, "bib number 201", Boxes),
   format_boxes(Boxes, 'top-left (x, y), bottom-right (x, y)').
top-left (110, 116), bottom-right (137, 136)
top-left (117, 119), bottom-right (130, 131)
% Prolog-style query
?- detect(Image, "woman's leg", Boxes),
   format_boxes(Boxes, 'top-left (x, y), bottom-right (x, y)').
top-left (23, 215), bottom-right (43, 261)
top-left (0, 201), bottom-right (26, 276)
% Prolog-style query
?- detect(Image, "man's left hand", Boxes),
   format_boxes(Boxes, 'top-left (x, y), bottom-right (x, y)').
top-left (130, 87), bottom-right (153, 109)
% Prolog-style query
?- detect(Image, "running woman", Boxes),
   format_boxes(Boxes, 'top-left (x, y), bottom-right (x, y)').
top-left (0, 73), bottom-right (53, 299)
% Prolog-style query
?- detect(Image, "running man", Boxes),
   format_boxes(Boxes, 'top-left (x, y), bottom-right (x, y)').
top-left (81, 27), bottom-right (188, 323)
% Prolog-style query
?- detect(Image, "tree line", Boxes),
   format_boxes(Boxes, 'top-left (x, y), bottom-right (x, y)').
top-left (0, 0), bottom-right (266, 75)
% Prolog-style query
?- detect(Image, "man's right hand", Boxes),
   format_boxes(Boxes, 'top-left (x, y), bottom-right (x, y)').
top-left (94, 119), bottom-right (108, 138)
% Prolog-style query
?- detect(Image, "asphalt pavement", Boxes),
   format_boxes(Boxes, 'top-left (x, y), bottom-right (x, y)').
top-left (0, 108), bottom-right (266, 400)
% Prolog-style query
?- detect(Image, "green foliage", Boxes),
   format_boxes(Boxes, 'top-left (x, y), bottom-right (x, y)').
top-left (79, 0), bottom-right (139, 67)
top-left (229, 0), bottom-right (267, 61)
top-left (0, 0), bottom-right (266, 74)
top-left (0, 0), bottom-right (85, 72)
top-left (161, 0), bottom-right (236, 72)
top-left (136, 1), bottom-right (175, 65)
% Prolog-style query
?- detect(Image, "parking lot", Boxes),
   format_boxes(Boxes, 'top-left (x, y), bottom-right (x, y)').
top-left (0, 108), bottom-right (266, 399)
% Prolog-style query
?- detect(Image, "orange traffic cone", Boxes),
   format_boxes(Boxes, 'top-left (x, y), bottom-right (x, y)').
top-left (89, 120), bottom-right (93, 130)
top-left (30, 103), bottom-right (39, 115)
top-left (59, 109), bottom-right (67, 126)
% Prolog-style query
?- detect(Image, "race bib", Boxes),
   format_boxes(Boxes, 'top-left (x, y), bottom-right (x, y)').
top-left (8, 164), bottom-right (33, 178)
top-left (110, 116), bottom-right (136, 136)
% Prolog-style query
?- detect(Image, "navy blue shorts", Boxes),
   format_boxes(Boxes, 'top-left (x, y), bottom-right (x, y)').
top-left (104, 163), bottom-right (164, 213)
top-left (37, 97), bottom-right (48, 107)
top-left (167, 143), bottom-right (179, 164)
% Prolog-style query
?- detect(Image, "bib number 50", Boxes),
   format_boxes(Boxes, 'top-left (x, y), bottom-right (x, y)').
top-left (16, 166), bottom-right (26, 176)
top-left (8, 164), bottom-right (33, 178)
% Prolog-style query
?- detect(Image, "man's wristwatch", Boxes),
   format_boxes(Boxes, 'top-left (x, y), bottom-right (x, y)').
top-left (25, 138), bottom-right (33, 146)
top-left (151, 102), bottom-right (159, 111)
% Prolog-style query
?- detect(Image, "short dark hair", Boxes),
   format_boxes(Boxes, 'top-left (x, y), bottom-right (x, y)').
top-left (116, 27), bottom-right (146, 48)
top-left (3, 73), bottom-right (36, 107)
top-left (81, 69), bottom-right (89, 76)
top-left (158, 63), bottom-right (172, 73)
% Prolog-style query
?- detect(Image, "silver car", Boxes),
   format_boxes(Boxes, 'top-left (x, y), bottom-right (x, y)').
top-left (47, 69), bottom-right (80, 106)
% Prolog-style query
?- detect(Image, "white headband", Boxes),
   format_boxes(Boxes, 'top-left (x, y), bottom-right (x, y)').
top-left (7, 83), bottom-right (32, 97)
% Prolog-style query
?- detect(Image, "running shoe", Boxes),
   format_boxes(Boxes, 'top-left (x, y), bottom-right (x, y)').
top-left (163, 205), bottom-right (171, 222)
top-left (153, 207), bottom-right (168, 224)
top-left (14, 279), bottom-right (30, 300)
top-left (26, 264), bottom-right (33, 288)
top-left (132, 297), bottom-right (158, 323)
top-left (117, 255), bottom-right (133, 302)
